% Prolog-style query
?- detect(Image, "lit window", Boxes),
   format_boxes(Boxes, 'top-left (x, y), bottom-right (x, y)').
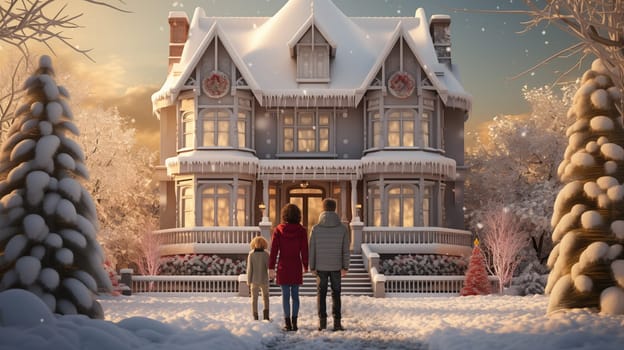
top-left (387, 110), bottom-right (415, 147)
top-left (182, 112), bottom-right (195, 149)
top-left (281, 109), bottom-right (332, 153)
top-left (200, 183), bottom-right (250, 226)
top-left (181, 186), bottom-right (194, 227)
top-left (201, 109), bottom-right (230, 147)
top-left (179, 98), bottom-right (195, 149)
top-left (388, 185), bottom-right (415, 226)
top-left (367, 182), bottom-right (433, 227)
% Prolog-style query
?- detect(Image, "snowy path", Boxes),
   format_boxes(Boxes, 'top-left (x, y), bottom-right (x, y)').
top-left (98, 294), bottom-right (624, 350)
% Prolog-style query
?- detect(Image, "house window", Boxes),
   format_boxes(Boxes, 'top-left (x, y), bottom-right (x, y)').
top-left (388, 185), bottom-right (416, 226)
top-left (179, 97), bottom-right (195, 149)
top-left (297, 43), bottom-right (329, 82)
top-left (367, 108), bottom-right (432, 149)
top-left (237, 110), bottom-right (249, 148)
top-left (237, 95), bottom-right (252, 148)
top-left (182, 112), bottom-right (195, 149)
top-left (421, 111), bottom-right (430, 148)
top-left (201, 109), bottom-right (230, 147)
top-left (200, 182), bottom-right (250, 226)
top-left (367, 181), bottom-right (433, 227)
top-left (180, 186), bottom-right (195, 227)
top-left (387, 110), bottom-right (416, 147)
top-left (281, 109), bottom-right (331, 153)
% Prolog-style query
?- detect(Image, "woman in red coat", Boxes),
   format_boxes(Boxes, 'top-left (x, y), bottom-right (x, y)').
top-left (269, 203), bottom-right (309, 331)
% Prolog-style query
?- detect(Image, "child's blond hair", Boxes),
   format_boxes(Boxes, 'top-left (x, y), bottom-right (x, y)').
top-left (250, 236), bottom-right (268, 250)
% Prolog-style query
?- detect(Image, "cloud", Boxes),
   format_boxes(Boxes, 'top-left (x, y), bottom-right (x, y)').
top-left (102, 85), bottom-right (161, 152)
top-left (50, 50), bottom-right (160, 152)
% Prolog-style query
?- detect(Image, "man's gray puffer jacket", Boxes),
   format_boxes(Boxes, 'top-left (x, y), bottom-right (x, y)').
top-left (309, 211), bottom-right (350, 272)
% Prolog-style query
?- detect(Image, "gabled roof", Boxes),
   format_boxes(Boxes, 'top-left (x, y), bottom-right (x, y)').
top-left (287, 14), bottom-right (338, 57)
top-left (152, 0), bottom-right (471, 111)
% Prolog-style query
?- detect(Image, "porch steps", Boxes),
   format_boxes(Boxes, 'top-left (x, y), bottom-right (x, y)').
top-left (269, 254), bottom-right (372, 297)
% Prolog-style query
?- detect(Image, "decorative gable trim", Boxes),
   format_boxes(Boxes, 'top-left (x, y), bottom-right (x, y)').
top-left (287, 14), bottom-right (337, 57)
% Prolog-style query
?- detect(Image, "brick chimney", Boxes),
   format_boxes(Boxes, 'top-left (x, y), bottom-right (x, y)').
top-left (429, 15), bottom-right (451, 66)
top-left (168, 11), bottom-right (189, 73)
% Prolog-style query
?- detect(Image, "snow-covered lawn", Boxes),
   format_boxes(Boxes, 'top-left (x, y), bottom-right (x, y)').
top-left (1, 289), bottom-right (623, 350)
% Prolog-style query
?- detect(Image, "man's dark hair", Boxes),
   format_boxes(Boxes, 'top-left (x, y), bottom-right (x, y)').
top-left (322, 198), bottom-right (337, 212)
top-left (281, 203), bottom-right (302, 224)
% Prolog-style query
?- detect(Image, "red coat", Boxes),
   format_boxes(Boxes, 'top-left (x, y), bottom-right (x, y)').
top-left (269, 223), bottom-right (309, 285)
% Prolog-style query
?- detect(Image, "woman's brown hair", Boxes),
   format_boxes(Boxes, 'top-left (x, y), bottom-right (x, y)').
top-left (280, 203), bottom-right (301, 224)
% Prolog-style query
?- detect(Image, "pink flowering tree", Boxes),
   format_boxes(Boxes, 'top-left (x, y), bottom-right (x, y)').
top-left (134, 220), bottom-right (161, 276)
top-left (480, 204), bottom-right (530, 294)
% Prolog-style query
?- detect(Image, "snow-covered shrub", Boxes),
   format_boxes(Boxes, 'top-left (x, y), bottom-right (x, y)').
top-left (380, 254), bottom-right (468, 276)
top-left (508, 262), bottom-right (549, 296)
top-left (159, 254), bottom-right (246, 275)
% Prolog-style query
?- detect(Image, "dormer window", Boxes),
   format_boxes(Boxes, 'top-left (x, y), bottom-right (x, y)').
top-left (290, 23), bottom-right (335, 83)
top-left (297, 43), bottom-right (329, 81)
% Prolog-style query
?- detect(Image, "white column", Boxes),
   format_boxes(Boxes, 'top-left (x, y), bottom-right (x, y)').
top-left (262, 179), bottom-right (269, 222)
top-left (350, 179), bottom-right (359, 222)
top-left (340, 181), bottom-right (347, 221)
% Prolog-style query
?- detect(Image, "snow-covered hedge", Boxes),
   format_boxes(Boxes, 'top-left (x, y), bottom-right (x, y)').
top-left (159, 254), bottom-right (246, 275)
top-left (380, 254), bottom-right (468, 276)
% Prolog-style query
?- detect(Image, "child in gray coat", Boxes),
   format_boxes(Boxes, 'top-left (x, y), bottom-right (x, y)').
top-left (247, 236), bottom-right (270, 321)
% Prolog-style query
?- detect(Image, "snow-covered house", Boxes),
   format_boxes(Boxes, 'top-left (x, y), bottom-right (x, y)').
top-left (151, 0), bottom-right (471, 257)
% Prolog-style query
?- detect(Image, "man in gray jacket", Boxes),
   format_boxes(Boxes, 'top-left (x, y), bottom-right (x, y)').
top-left (309, 198), bottom-right (350, 331)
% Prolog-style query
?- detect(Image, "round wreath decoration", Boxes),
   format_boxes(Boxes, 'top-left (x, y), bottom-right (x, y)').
top-left (202, 70), bottom-right (230, 99)
top-left (388, 71), bottom-right (416, 99)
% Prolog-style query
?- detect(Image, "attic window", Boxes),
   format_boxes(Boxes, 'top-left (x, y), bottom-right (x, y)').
top-left (297, 43), bottom-right (330, 82)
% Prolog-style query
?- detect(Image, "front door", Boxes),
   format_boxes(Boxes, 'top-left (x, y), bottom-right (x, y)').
top-left (288, 187), bottom-right (324, 233)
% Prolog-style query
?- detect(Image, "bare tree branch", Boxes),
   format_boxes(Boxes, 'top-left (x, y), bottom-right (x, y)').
top-left (0, 0), bottom-right (129, 62)
top-left (0, 0), bottom-right (128, 140)
top-left (453, 0), bottom-right (624, 106)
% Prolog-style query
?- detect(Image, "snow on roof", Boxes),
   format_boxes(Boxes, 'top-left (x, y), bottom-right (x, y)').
top-left (165, 150), bottom-right (455, 179)
top-left (165, 150), bottom-right (259, 175)
top-left (258, 159), bottom-right (362, 181)
top-left (361, 150), bottom-right (456, 178)
top-left (152, 0), bottom-right (471, 111)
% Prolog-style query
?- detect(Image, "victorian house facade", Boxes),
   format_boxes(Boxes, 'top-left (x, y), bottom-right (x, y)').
top-left (151, 0), bottom-right (471, 256)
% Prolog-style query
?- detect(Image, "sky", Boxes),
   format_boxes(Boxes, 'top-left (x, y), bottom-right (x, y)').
top-left (5, 0), bottom-right (587, 150)
top-left (2, 289), bottom-right (624, 350)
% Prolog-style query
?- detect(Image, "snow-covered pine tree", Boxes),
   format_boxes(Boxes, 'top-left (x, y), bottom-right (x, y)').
top-left (547, 59), bottom-right (624, 315)
top-left (0, 56), bottom-right (112, 319)
top-left (460, 239), bottom-right (492, 296)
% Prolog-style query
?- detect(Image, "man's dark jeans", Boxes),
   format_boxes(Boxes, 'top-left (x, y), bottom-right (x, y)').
top-left (316, 270), bottom-right (341, 319)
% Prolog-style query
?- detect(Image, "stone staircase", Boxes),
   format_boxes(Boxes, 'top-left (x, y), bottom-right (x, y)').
top-left (269, 254), bottom-right (372, 296)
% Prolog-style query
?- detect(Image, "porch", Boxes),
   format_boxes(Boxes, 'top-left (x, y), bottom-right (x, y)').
top-left (124, 225), bottom-right (483, 297)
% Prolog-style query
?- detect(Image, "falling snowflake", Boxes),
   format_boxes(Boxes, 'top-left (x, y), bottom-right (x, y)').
top-left (481, 27), bottom-right (485, 32)
top-left (545, 41), bottom-right (549, 45)
top-left (541, 30), bottom-right (547, 35)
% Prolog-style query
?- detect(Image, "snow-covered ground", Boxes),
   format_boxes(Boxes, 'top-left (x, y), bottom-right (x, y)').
top-left (1, 289), bottom-right (623, 350)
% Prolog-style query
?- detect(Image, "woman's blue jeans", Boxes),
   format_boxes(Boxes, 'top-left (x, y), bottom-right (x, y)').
top-left (280, 284), bottom-right (300, 318)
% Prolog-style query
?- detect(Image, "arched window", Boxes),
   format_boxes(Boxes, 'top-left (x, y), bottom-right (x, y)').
top-left (181, 186), bottom-right (195, 227)
top-left (179, 97), bottom-right (195, 149)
